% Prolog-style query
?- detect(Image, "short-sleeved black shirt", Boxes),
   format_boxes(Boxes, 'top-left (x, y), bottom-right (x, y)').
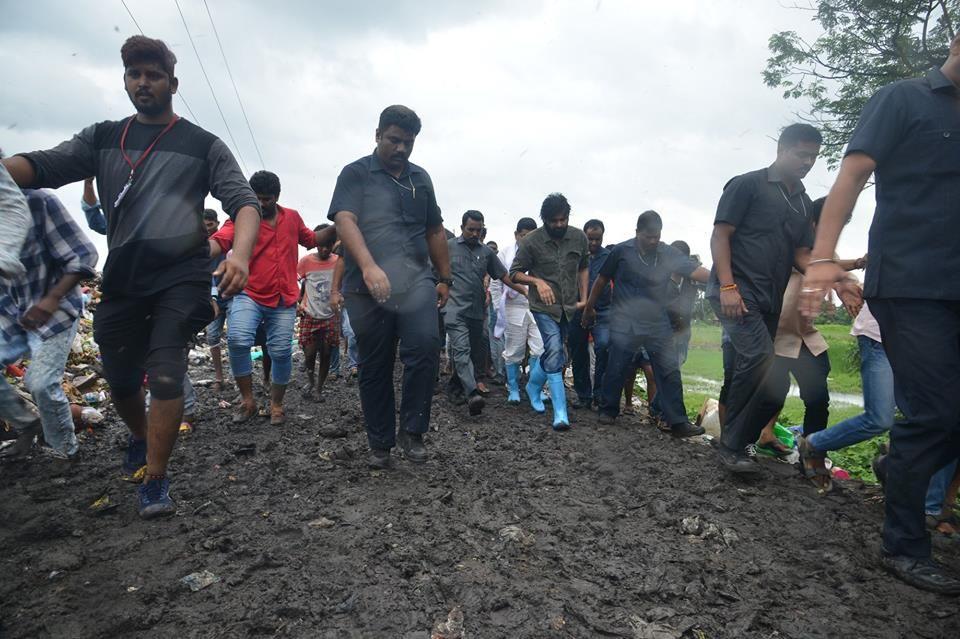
top-left (327, 154), bottom-right (443, 296)
top-left (707, 167), bottom-right (814, 315)
top-left (444, 236), bottom-right (507, 321)
top-left (667, 256), bottom-right (702, 331)
top-left (846, 68), bottom-right (960, 300)
top-left (601, 240), bottom-right (697, 335)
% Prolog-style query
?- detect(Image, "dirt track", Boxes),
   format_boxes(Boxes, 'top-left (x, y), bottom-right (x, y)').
top-left (2, 355), bottom-right (958, 638)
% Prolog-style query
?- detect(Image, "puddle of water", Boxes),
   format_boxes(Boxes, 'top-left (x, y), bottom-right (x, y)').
top-left (684, 375), bottom-right (863, 408)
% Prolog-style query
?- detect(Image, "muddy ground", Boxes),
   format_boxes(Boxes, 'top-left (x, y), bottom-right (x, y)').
top-left (1, 352), bottom-right (958, 639)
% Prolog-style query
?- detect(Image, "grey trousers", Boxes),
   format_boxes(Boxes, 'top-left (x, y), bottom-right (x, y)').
top-left (445, 315), bottom-right (485, 397)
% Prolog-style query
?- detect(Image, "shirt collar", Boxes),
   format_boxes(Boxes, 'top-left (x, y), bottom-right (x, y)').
top-left (765, 164), bottom-right (807, 194)
top-left (927, 67), bottom-right (958, 93)
top-left (367, 153), bottom-right (423, 176)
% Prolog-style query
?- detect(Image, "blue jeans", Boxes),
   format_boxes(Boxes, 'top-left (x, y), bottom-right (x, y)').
top-left (227, 293), bottom-right (296, 385)
top-left (807, 335), bottom-right (956, 517)
top-left (0, 319), bottom-right (79, 456)
top-left (341, 309), bottom-right (359, 370)
top-left (808, 336), bottom-right (894, 452)
top-left (531, 312), bottom-right (570, 374)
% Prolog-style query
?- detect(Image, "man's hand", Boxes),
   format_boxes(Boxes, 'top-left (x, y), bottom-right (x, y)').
top-left (20, 296), bottom-right (59, 330)
top-left (210, 298), bottom-right (220, 320)
top-left (215, 254), bottom-right (250, 298)
top-left (436, 282), bottom-right (450, 309)
top-left (581, 305), bottom-right (596, 328)
top-left (485, 289), bottom-right (491, 308)
top-left (836, 279), bottom-right (864, 318)
top-left (363, 265), bottom-right (391, 303)
top-left (330, 289), bottom-right (344, 314)
top-left (534, 279), bottom-right (556, 306)
top-left (799, 262), bottom-right (844, 319)
top-left (719, 287), bottom-right (748, 320)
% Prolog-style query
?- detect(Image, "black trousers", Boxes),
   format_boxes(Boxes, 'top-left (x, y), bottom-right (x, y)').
top-left (767, 345), bottom-right (831, 436)
top-left (711, 298), bottom-right (781, 451)
top-left (345, 283), bottom-right (440, 451)
top-left (870, 298), bottom-right (960, 558)
top-left (600, 327), bottom-right (687, 424)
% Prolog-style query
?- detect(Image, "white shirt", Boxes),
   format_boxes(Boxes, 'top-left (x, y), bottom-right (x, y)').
top-left (851, 302), bottom-right (882, 343)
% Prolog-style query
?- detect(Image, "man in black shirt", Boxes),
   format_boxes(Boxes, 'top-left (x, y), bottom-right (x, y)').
top-left (328, 105), bottom-right (451, 469)
top-left (708, 124), bottom-right (821, 475)
top-left (2, 36), bottom-right (260, 519)
top-left (583, 211), bottom-right (708, 436)
top-left (799, 33), bottom-right (960, 595)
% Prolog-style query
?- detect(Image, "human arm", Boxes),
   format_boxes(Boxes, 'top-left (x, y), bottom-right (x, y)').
top-left (580, 273), bottom-right (611, 328)
top-left (333, 210), bottom-right (391, 303)
top-left (576, 266), bottom-right (589, 310)
top-left (689, 266), bottom-right (710, 284)
top-left (3, 124), bottom-right (98, 188)
top-left (710, 223), bottom-right (747, 319)
top-left (426, 223), bottom-right (451, 308)
top-left (315, 224), bottom-right (337, 248)
top-left (330, 256), bottom-right (345, 313)
top-left (212, 206), bottom-right (260, 297)
top-left (798, 152), bottom-right (875, 318)
top-left (509, 240), bottom-right (556, 306)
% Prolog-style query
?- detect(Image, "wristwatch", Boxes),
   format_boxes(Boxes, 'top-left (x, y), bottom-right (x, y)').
top-left (437, 277), bottom-right (453, 287)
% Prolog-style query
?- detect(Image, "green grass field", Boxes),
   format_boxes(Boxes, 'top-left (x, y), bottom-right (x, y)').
top-left (649, 321), bottom-right (888, 482)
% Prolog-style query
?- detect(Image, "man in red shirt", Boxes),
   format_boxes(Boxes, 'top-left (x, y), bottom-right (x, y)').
top-left (211, 171), bottom-right (333, 424)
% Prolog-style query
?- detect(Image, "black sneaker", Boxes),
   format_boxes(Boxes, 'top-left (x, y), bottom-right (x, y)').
top-left (468, 393), bottom-right (485, 416)
top-left (670, 421), bottom-right (705, 438)
top-left (716, 443), bottom-right (763, 475)
top-left (880, 553), bottom-right (960, 595)
top-left (397, 431), bottom-right (427, 464)
top-left (598, 413), bottom-right (616, 425)
top-left (570, 397), bottom-right (591, 410)
top-left (872, 445), bottom-right (888, 488)
top-left (368, 448), bottom-right (392, 470)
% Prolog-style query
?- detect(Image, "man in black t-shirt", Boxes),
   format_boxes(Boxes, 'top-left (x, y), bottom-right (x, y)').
top-left (3, 36), bottom-right (260, 519)
top-left (328, 105), bottom-right (451, 469)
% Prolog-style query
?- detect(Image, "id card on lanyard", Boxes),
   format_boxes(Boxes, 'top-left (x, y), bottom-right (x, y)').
top-left (114, 114), bottom-right (179, 209)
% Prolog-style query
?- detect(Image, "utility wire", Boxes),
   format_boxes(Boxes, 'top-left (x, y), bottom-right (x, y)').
top-left (203, 0), bottom-right (265, 168)
top-left (120, 0), bottom-right (200, 123)
top-left (173, 0), bottom-right (248, 175)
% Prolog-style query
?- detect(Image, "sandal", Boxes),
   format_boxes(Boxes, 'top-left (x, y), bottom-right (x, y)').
top-left (797, 436), bottom-right (833, 493)
top-left (622, 405), bottom-right (636, 416)
top-left (270, 406), bottom-right (286, 426)
top-left (926, 512), bottom-right (960, 539)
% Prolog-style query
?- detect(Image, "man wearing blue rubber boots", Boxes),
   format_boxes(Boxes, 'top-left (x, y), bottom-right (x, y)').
top-left (509, 193), bottom-right (589, 431)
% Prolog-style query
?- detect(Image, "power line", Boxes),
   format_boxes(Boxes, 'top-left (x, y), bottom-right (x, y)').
top-left (203, 0), bottom-right (265, 168)
top-left (173, 0), bottom-right (248, 175)
top-left (120, 0), bottom-right (200, 123)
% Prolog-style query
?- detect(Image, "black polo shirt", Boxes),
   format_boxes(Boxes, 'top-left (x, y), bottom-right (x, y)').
top-left (445, 235), bottom-right (507, 321)
top-left (846, 68), bottom-right (960, 300)
top-left (707, 167), bottom-right (814, 315)
top-left (328, 154), bottom-right (443, 296)
top-left (600, 239), bottom-right (697, 335)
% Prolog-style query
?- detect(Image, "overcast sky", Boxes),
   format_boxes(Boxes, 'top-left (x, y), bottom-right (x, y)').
top-left (1, 0), bottom-right (875, 268)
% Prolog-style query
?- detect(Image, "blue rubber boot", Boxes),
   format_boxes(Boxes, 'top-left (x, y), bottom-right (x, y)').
top-left (525, 357), bottom-right (548, 414)
top-left (505, 363), bottom-right (522, 405)
top-left (547, 372), bottom-right (570, 430)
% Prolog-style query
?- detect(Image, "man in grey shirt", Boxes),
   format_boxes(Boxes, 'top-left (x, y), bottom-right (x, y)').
top-left (444, 210), bottom-right (523, 416)
top-left (2, 35), bottom-right (260, 519)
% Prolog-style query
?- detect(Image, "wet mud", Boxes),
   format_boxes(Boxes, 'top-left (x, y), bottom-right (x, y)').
top-left (1, 356), bottom-right (958, 638)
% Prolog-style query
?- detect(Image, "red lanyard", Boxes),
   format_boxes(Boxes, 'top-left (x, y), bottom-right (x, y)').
top-left (119, 114), bottom-right (179, 178)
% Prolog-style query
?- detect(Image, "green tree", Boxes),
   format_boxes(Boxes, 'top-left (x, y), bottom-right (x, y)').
top-left (764, 1), bottom-right (957, 167)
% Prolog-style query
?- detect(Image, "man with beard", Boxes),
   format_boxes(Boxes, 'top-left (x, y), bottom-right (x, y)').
top-left (444, 210), bottom-right (524, 415)
top-left (2, 35), bottom-right (260, 518)
top-left (211, 171), bottom-right (334, 425)
top-left (708, 123), bottom-right (828, 474)
top-left (510, 193), bottom-right (589, 431)
top-left (328, 105), bottom-right (451, 469)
